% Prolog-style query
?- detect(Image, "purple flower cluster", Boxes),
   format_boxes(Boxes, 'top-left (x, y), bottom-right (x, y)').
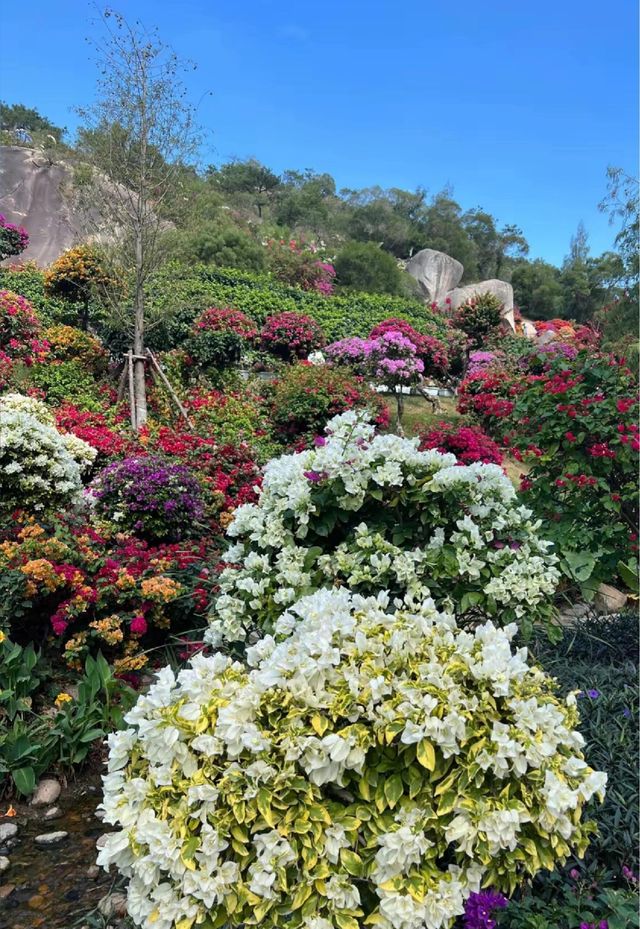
top-left (463, 890), bottom-right (508, 929)
top-left (91, 455), bottom-right (205, 542)
top-left (468, 351), bottom-right (499, 376)
top-left (326, 329), bottom-right (424, 388)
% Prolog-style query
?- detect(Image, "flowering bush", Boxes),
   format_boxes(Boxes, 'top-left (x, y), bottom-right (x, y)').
top-left (44, 244), bottom-right (118, 329)
top-left (186, 306), bottom-right (257, 372)
top-left (369, 318), bottom-right (449, 380)
top-left (0, 403), bottom-right (95, 515)
top-left (500, 352), bottom-right (639, 586)
top-left (266, 238), bottom-right (336, 294)
top-left (452, 293), bottom-right (503, 349)
top-left (467, 351), bottom-right (500, 376)
top-left (457, 367), bottom-right (521, 432)
top-left (0, 215), bottom-right (29, 261)
top-left (43, 324), bottom-right (108, 373)
top-left (206, 411), bottom-right (559, 646)
top-left (327, 331), bottom-right (425, 386)
top-left (419, 423), bottom-right (504, 466)
top-left (0, 290), bottom-right (49, 371)
top-left (0, 515), bottom-right (214, 672)
top-left (90, 456), bottom-right (205, 543)
top-left (184, 388), bottom-right (278, 462)
top-left (99, 587), bottom-right (605, 929)
top-left (260, 312), bottom-right (326, 362)
top-left (54, 403), bottom-right (130, 462)
top-left (533, 319), bottom-right (601, 350)
top-left (263, 363), bottom-right (390, 446)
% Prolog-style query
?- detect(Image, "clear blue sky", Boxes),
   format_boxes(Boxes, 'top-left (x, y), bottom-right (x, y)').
top-left (1, 0), bottom-right (637, 266)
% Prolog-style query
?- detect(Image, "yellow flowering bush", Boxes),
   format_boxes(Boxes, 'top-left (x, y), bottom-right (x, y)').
top-left (43, 323), bottom-right (108, 373)
top-left (99, 589), bottom-right (606, 929)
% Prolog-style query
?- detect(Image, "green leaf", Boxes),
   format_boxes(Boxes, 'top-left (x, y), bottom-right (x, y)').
top-left (383, 773), bottom-right (404, 809)
top-left (340, 848), bottom-right (364, 877)
top-left (12, 765), bottom-right (36, 796)
top-left (416, 739), bottom-right (436, 771)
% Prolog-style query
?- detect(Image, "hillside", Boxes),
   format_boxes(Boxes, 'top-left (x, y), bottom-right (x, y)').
top-left (0, 146), bottom-right (84, 265)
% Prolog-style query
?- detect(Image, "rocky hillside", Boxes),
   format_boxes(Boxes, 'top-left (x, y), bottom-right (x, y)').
top-left (0, 146), bottom-right (85, 266)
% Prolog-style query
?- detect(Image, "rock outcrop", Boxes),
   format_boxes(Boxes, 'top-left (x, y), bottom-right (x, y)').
top-left (405, 248), bottom-right (464, 303)
top-left (446, 278), bottom-right (515, 331)
top-left (0, 146), bottom-right (83, 267)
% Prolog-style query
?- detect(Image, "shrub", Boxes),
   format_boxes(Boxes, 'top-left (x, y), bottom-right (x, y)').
top-left (186, 306), bottom-right (257, 372)
top-left (0, 406), bottom-right (94, 515)
top-left (25, 358), bottom-right (105, 410)
top-left (43, 323), bottom-right (108, 373)
top-left (260, 311), bottom-right (326, 362)
top-left (501, 351), bottom-right (639, 587)
top-left (262, 363), bottom-right (389, 445)
top-left (369, 318), bottom-right (449, 380)
top-left (452, 292), bottom-right (503, 349)
top-left (162, 223), bottom-right (267, 272)
top-left (334, 241), bottom-right (405, 294)
top-left (0, 264), bottom-right (75, 326)
top-left (99, 588), bottom-right (606, 929)
top-left (206, 411), bottom-right (559, 647)
top-left (266, 238), bottom-right (336, 294)
top-left (457, 367), bottom-right (520, 430)
top-left (54, 403), bottom-right (130, 462)
top-left (419, 423), bottom-right (504, 466)
top-left (0, 214), bottom-right (29, 260)
top-left (44, 244), bottom-right (117, 329)
top-left (184, 388), bottom-right (278, 462)
top-left (0, 289), bottom-right (49, 367)
top-left (90, 456), bottom-right (205, 543)
top-left (0, 515), bottom-right (215, 673)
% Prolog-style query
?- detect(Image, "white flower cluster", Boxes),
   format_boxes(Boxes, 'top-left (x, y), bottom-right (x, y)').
top-left (207, 410), bottom-right (559, 645)
top-left (0, 396), bottom-right (95, 513)
top-left (99, 588), bottom-right (605, 929)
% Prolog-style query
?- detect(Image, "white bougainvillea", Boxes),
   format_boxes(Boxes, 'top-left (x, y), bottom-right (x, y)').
top-left (0, 400), bottom-right (96, 513)
top-left (206, 411), bottom-right (560, 646)
top-left (99, 588), bottom-right (605, 929)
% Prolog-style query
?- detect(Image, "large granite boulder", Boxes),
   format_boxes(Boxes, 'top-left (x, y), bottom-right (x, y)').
top-left (446, 279), bottom-right (515, 331)
top-left (405, 248), bottom-right (464, 303)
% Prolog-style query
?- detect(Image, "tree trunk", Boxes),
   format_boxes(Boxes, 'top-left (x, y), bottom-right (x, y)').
top-left (395, 389), bottom-right (405, 435)
top-left (132, 230), bottom-right (148, 428)
top-left (79, 299), bottom-right (90, 332)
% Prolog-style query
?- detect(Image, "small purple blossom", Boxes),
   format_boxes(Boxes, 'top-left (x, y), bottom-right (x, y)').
top-left (313, 436), bottom-right (327, 447)
top-left (303, 470), bottom-right (326, 483)
top-left (463, 890), bottom-right (508, 929)
top-left (622, 864), bottom-right (638, 883)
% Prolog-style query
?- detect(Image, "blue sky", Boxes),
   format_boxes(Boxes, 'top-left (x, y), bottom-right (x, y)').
top-left (1, 0), bottom-right (637, 266)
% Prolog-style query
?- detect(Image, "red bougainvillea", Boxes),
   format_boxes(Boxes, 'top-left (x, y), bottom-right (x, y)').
top-left (419, 422), bottom-right (504, 466)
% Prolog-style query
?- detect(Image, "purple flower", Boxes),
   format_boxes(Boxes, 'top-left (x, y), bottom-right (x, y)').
top-left (623, 864), bottom-right (638, 883)
top-left (577, 689), bottom-right (601, 700)
top-left (622, 707), bottom-right (632, 718)
top-left (313, 436), bottom-right (327, 447)
top-left (464, 890), bottom-right (508, 929)
top-left (303, 470), bottom-right (326, 483)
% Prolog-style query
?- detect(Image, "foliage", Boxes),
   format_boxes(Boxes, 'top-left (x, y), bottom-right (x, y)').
top-left (54, 402), bottom-right (130, 462)
top-left (0, 264), bottom-right (76, 326)
top-left (90, 455), bottom-right (205, 543)
top-left (451, 292), bottom-right (503, 349)
top-left (206, 411), bottom-right (559, 647)
top-left (260, 311), bottom-right (326, 361)
top-left (501, 351), bottom-right (639, 589)
top-left (44, 245), bottom-right (116, 308)
top-left (0, 403), bottom-right (94, 515)
top-left (511, 259), bottom-right (565, 320)
top-left (43, 323), bottom-right (108, 373)
top-left (262, 362), bottom-right (390, 446)
top-left (23, 358), bottom-right (106, 410)
top-left (0, 214), bottom-right (29, 261)
top-left (334, 241), bottom-right (406, 294)
top-left (99, 587), bottom-right (605, 929)
top-left (162, 222), bottom-right (267, 272)
top-left (182, 387), bottom-right (278, 462)
top-left (0, 514), bottom-right (214, 673)
top-left (419, 423), bottom-right (504, 466)
top-left (266, 238), bottom-right (336, 294)
top-left (526, 615), bottom-right (639, 881)
top-left (185, 305), bottom-right (257, 373)
top-left (0, 638), bottom-right (134, 796)
top-left (496, 877), bottom-right (637, 929)
top-left (0, 100), bottom-right (65, 140)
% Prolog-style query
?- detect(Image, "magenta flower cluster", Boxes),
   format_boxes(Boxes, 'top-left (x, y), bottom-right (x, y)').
top-left (0, 214), bottom-right (29, 261)
top-left (468, 351), bottom-right (499, 376)
top-left (90, 455), bottom-right (205, 543)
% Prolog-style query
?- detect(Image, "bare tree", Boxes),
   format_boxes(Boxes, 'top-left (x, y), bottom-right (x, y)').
top-left (76, 7), bottom-right (201, 427)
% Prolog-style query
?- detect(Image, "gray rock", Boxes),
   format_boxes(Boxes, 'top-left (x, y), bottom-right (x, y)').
top-left (0, 824), bottom-right (18, 844)
top-left (34, 831), bottom-right (68, 845)
top-left (405, 248), bottom-right (464, 303)
top-left (43, 806), bottom-right (61, 820)
top-left (0, 857), bottom-right (9, 872)
top-left (445, 279), bottom-right (515, 331)
top-left (31, 777), bottom-right (61, 807)
top-left (98, 892), bottom-right (128, 919)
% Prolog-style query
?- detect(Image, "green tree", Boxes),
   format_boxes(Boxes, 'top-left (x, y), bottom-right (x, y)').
top-left (161, 222), bottom-right (266, 271)
top-left (207, 159), bottom-right (281, 218)
top-left (511, 259), bottom-right (564, 319)
top-left (0, 101), bottom-right (65, 141)
top-left (334, 241), bottom-right (405, 294)
top-left (273, 170), bottom-right (338, 234)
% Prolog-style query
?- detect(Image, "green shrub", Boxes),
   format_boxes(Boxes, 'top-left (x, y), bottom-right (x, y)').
top-left (161, 223), bottom-right (267, 272)
top-left (451, 291), bottom-right (503, 348)
top-left (24, 359), bottom-right (104, 410)
top-left (0, 265), bottom-right (79, 326)
top-left (334, 241), bottom-right (405, 294)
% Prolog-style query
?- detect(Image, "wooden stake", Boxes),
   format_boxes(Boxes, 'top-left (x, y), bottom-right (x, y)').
top-left (127, 350), bottom-right (137, 430)
top-left (116, 361), bottom-right (127, 403)
top-left (146, 349), bottom-right (192, 428)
